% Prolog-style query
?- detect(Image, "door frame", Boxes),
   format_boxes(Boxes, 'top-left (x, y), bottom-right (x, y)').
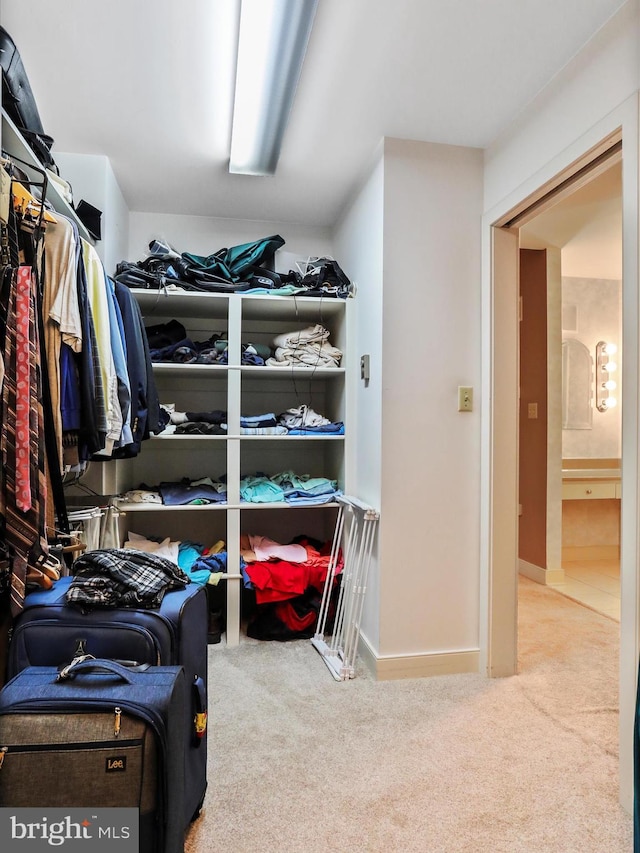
top-left (480, 94), bottom-right (640, 811)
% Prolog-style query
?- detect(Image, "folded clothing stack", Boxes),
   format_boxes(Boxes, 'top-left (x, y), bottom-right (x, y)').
top-left (266, 324), bottom-right (342, 368)
top-left (158, 405), bottom-right (343, 436)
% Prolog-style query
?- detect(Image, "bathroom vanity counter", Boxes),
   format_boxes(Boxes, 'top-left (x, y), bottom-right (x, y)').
top-left (561, 459), bottom-right (621, 499)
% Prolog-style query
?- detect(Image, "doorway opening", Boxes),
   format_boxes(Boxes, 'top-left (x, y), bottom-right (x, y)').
top-left (484, 128), bottom-right (624, 682)
top-left (518, 160), bottom-right (622, 623)
top-left (484, 118), bottom-right (640, 811)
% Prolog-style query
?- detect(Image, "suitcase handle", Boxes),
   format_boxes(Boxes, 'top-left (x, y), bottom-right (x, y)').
top-left (56, 656), bottom-right (138, 683)
top-left (192, 675), bottom-right (207, 746)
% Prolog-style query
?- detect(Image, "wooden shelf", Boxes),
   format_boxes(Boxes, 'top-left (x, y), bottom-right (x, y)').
top-left (1, 110), bottom-right (94, 244)
top-left (117, 500), bottom-right (341, 512)
top-left (150, 433), bottom-right (343, 441)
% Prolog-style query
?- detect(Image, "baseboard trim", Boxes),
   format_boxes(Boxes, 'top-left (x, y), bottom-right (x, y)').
top-left (358, 633), bottom-right (479, 681)
top-left (562, 544), bottom-right (619, 562)
top-left (519, 559), bottom-right (565, 585)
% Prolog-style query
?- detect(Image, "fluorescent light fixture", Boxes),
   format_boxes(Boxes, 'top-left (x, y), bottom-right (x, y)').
top-left (229, 0), bottom-right (319, 175)
top-left (209, 0), bottom-right (242, 160)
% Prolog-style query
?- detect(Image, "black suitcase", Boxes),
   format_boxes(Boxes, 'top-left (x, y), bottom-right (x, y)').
top-left (7, 576), bottom-right (208, 825)
top-left (0, 658), bottom-right (186, 853)
top-left (0, 25), bottom-right (56, 169)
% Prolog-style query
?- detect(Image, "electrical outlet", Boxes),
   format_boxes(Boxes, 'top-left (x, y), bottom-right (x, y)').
top-left (527, 402), bottom-right (538, 419)
top-left (458, 386), bottom-right (473, 412)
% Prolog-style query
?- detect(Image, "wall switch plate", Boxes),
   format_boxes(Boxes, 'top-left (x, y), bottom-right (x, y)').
top-left (360, 354), bottom-right (370, 382)
top-left (458, 386), bottom-right (473, 412)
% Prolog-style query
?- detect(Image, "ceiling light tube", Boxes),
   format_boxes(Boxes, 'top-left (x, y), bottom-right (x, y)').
top-left (229, 0), bottom-right (319, 175)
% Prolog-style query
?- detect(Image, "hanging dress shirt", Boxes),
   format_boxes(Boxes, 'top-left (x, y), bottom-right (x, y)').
top-left (42, 215), bottom-right (82, 471)
top-left (82, 240), bottom-right (122, 455)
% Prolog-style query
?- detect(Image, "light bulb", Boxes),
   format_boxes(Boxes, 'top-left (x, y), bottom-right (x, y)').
top-left (604, 396), bottom-right (618, 409)
top-left (603, 380), bottom-right (617, 391)
top-left (603, 343), bottom-right (617, 356)
top-left (603, 361), bottom-right (617, 372)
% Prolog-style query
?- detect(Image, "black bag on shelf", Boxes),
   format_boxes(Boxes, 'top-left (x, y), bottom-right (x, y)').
top-left (299, 258), bottom-right (352, 298)
top-left (115, 258), bottom-right (257, 294)
top-left (114, 261), bottom-right (165, 289)
top-left (0, 25), bottom-right (57, 171)
top-left (75, 198), bottom-right (102, 241)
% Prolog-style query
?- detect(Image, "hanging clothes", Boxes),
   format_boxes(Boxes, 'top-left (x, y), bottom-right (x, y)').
top-left (82, 240), bottom-right (122, 456)
top-left (42, 215), bottom-right (82, 470)
top-left (112, 280), bottom-right (161, 456)
top-left (67, 219), bottom-right (106, 461)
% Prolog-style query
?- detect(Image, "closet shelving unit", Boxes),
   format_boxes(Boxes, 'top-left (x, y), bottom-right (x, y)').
top-left (108, 287), bottom-right (353, 645)
top-left (0, 109), bottom-right (355, 646)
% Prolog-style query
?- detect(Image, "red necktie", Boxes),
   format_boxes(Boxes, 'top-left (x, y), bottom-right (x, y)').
top-left (14, 266), bottom-right (32, 511)
top-left (0, 265), bottom-right (48, 615)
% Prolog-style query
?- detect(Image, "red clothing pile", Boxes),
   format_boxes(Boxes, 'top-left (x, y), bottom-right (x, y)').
top-left (243, 539), bottom-right (343, 605)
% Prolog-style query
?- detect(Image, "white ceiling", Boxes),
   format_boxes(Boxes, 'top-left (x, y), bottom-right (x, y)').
top-left (0, 0), bottom-right (629, 227)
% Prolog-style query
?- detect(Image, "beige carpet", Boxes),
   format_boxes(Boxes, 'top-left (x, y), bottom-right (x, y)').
top-left (185, 577), bottom-right (632, 852)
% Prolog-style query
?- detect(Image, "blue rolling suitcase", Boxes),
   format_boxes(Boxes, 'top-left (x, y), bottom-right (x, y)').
top-left (0, 658), bottom-right (186, 853)
top-left (6, 576), bottom-right (208, 825)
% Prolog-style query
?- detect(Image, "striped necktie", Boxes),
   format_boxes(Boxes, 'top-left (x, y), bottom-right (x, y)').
top-left (0, 265), bottom-right (49, 616)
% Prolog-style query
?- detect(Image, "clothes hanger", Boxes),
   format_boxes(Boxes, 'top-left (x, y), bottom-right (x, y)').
top-left (45, 525), bottom-right (86, 555)
top-left (65, 508), bottom-right (105, 523)
top-left (2, 151), bottom-right (57, 225)
top-left (11, 180), bottom-right (57, 223)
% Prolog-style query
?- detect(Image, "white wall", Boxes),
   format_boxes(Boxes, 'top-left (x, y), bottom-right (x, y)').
top-left (337, 139), bottom-right (482, 664)
top-left (378, 138), bottom-right (483, 660)
top-left (561, 196), bottom-right (623, 459)
top-left (561, 197), bottom-right (622, 279)
top-left (334, 137), bottom-right (485, 668)
top-left (55, 152), bottom-right (129, 277)
top-left (333, 151), bottom-right (385, 650)
top-left (335, 138), bottom-right (484, 670)
top-left (103, 157), bottom-right (130, 277)
top-left (484, 0), bottom-right (639, 215)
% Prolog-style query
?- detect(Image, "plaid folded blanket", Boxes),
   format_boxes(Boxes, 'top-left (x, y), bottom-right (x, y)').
top-left (67, 548), bottom-right (189, 609)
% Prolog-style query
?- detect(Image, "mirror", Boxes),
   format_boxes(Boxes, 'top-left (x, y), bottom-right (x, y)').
top-left (562, 339), bottom-right (593, 429)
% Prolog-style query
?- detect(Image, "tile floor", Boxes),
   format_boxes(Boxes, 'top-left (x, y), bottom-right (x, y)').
top-left (549, 558), bottom-right (620, 622)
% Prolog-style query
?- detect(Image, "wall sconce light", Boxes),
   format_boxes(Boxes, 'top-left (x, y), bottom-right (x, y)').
top-left (595, 340), bottom-right (618, 412)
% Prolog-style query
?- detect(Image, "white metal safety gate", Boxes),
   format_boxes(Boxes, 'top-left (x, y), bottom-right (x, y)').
top-left (311, 495), bottom-right (379, 680)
